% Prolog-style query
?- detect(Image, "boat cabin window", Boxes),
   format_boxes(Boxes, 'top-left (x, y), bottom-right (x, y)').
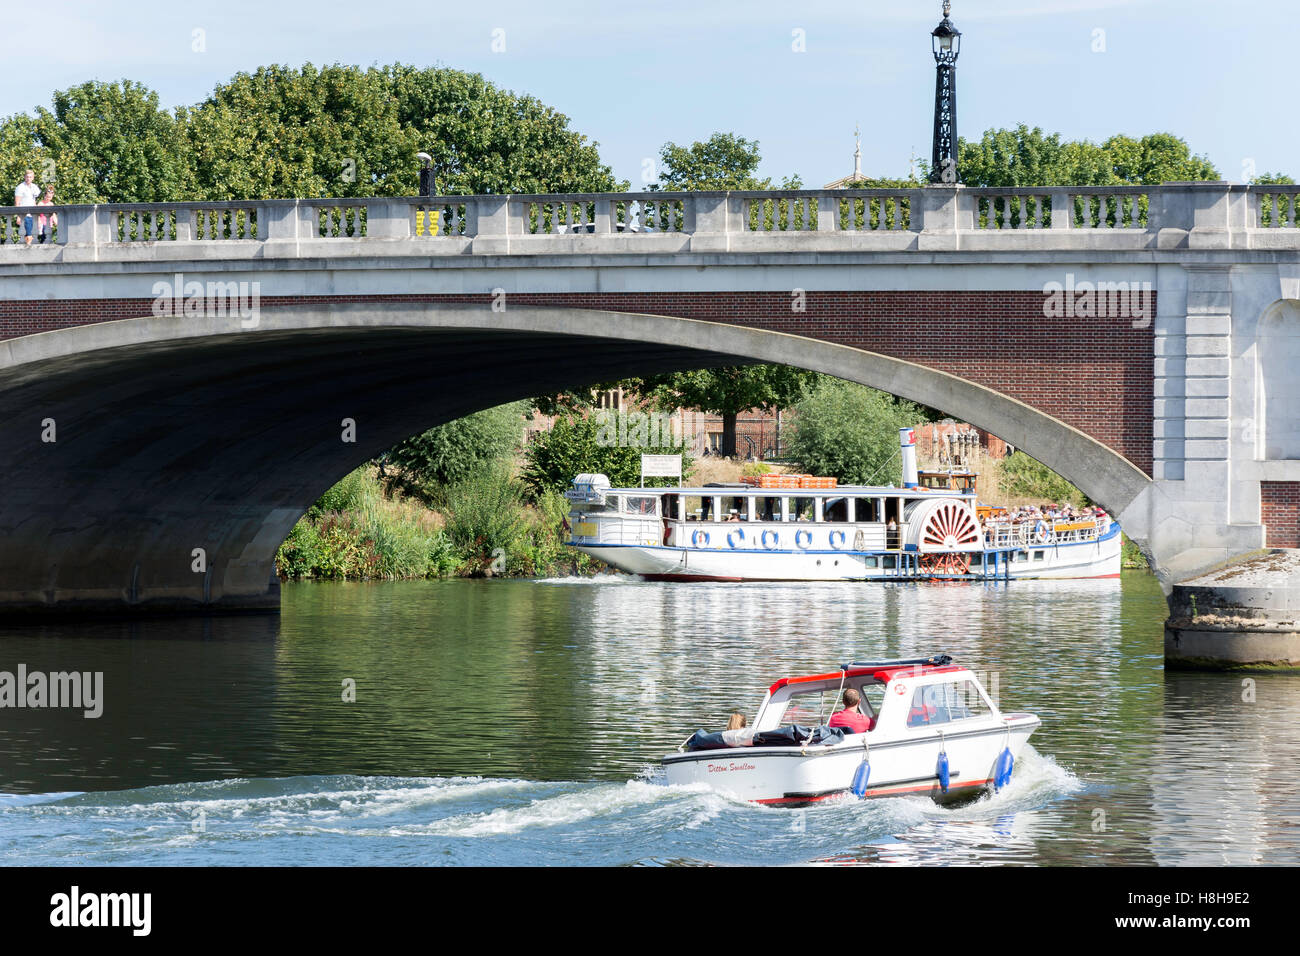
top-left (623, 495), bottom-right (659, 516)
top-left (775, 682), bottom-right (882, 729)
top-left (663, 495), bottom-right (682, 520)
top-left (719, 495), bottom-right (746, 521)
top-left (756, 496), bottom-right (784, 522)
top-left (683, 495), bottom-right (711, 521)
top-left (790, 497), bottom-right (815, 522)
top-left (776, 687), bottom-right (844, 728)
top-left (859, 682), bottom-right (884, 718)
top-left (853, 497), bottom-right (878, 522)
top-left (906, 680), bottom-right (991, 728)
top-left (823, 497), bottom-right (850, 522)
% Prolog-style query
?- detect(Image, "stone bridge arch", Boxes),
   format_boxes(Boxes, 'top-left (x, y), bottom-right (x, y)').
top-left (0, 302), bottom-right (1150, 616)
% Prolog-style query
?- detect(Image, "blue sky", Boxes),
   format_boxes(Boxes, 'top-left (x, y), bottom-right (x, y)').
top-left (9, 0), bottom-right (1296, 188)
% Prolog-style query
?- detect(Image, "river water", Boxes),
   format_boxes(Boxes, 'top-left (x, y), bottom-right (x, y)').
top-left (1, 573), bottom-right (1296, 866)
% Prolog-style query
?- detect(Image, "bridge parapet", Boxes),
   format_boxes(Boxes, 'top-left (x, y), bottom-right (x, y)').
top-left (2, 183), bottom-right (1296, 259)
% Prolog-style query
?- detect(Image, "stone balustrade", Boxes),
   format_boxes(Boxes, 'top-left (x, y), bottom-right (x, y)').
top-left (1, 183), bottom-right (1297, 257)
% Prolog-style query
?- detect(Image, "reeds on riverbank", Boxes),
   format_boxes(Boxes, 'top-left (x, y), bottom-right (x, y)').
top-left (275, 466), bottom-right (605, 581)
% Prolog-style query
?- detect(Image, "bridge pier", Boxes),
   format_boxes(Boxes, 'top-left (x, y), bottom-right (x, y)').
top-left (1164, 551), bottom-right (1300, 669)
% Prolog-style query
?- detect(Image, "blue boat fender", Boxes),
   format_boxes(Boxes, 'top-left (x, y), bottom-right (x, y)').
top-left (994, 728), bottom-right (1015, 790)
top-left (995, 746), bottom-right (1014, 790)
top-left (851, 743), bottom-right (871, 798)
top-left (936, 732), bottom-right (950, 793)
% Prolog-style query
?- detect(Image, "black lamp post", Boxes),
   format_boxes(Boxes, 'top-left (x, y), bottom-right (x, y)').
top-left (929, 1), bottom-right (962, 185)
top-left (417, 151), bottom-right (436, 199)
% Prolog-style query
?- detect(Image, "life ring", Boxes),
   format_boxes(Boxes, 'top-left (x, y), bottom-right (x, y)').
top-left (692, 529), bottom-right (710, 548)
top-left (795, 529), bottom-right (813, 550)
top-left (727, 528), bottom-right (746, 549)
top-left (1033, 520), bottom-right (1050, 545)
top-left (761, 530), bottom-right (779, 550)
top-left (829, 530), bottom-right (847, 550)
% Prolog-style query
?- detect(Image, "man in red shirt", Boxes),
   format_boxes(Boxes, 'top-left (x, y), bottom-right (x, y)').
top-left (828, 688), bottom-right (875, 734)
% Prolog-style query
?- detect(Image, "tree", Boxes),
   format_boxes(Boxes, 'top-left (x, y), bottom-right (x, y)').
top-left (382, 401), bottom-right (527, 499)
top-left (0, 63), bottom-right (627, 206)
top-left (186, 63), bottom-right (625, 200)
top-left (997, 452), bottom-right (1087, 508)
top-left (636, 365), bottom-right (818, 459)
top-left (521, 414), bottom-right (691, 498)
top-left (955, 124), bottom-right (1220, 188)
top-left (786, 379), bottom-right (925, 485)
top-left (384, 64), bottom-right (625, 196)
top-left (655, 132), bottom-right (769, 191)
top-left (0, 80), bottom-right (192, 203)
top-left (185, 64), bottom-right (416, 200)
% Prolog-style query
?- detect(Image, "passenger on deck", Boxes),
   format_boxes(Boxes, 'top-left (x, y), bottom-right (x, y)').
top-left (721, 712), bottom-right (755, 747)
top-left (827, 688), bottom-right (874, 734)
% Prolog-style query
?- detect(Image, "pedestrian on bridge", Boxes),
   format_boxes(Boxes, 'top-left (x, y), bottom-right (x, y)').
top-left (13, 169), bottom-right (40, 246)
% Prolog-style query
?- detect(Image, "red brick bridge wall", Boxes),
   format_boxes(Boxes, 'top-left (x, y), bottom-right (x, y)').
top-left (1262, 482), bottom-right (1300, 549)
top-left (0, 290), bottom-right (1155, 475)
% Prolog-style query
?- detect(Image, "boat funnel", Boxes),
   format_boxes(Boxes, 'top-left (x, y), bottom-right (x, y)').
top-left (900, 427), bottom-right (919, 489)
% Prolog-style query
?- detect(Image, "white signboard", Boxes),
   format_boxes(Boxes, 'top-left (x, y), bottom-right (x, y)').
top-left (640, 454), bottom-right (682, 483)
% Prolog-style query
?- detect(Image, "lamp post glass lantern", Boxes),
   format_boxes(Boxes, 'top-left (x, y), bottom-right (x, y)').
top-left (929, 1), bottom-right (962, 185)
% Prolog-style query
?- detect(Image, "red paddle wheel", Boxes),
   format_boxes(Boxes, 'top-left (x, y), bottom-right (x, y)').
top-left (919, 551), bottom-right (972, 576)
top-left (913, 500), bottom-right (982, 577)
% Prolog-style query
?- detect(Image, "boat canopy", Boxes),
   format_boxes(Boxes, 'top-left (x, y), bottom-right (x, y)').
top-left (767, 654), bottom-right (958, 696)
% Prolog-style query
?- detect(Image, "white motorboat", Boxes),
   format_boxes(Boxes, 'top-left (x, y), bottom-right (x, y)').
top-left (563, 428), bottom-right (1121, 582)
top-left (662, 655), bottom-right (1039, 806)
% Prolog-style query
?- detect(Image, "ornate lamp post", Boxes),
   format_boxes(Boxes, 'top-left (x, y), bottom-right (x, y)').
top-left (929, 2), bottom-right (962, 184)
top-left (417, 151), bottom-right (436, 199)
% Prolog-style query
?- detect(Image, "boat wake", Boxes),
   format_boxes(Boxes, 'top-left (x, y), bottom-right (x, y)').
top-left (532, 574), bottom-right (637, 585)
top-left (0, 749), bottom-right (1080, 865)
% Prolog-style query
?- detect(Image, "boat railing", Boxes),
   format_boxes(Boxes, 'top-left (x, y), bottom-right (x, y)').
top-left (983, 518), bottom-right (1104, 549)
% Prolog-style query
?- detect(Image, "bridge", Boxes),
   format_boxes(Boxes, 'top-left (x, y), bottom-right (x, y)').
top-left (1, 182), bottom-right (1298, 662)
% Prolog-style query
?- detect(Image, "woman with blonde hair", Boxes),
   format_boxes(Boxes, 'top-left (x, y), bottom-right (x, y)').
top-left (722, 712), bottom-right (754, 747)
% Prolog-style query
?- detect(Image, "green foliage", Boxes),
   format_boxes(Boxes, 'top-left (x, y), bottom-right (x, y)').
top-left (0, 80), bottom-right (192, 204)
top-left (276, 464), bottom-right (600, 581)
top-left (638, 365), bottom-right (815, 417)
top-left (521, 413), bottom-right (691, 498)
top-left (186, 63), bottom-right (624, 200)
top-left (656, 132), bottom-right (769, 190)
top-left (186, 63), bottom-right (417, 200)
top-left (278, 466), bottom-right (461, 580)
top-left (385, 64), bottom-right (626, 196)
top-left (740, 462), bottom-right (772, 477)
top-left (1121, 533), bottom-right (1151, 571)
top-left (308, 467), bottom-right (375, 519)
top-left (440, 467), bottom-right (533, 575)
top-left (38, 80), bottom-right (193, 203)
top-left (635, 365), bottom-right (818, 457)
top-left (383, 402), bottom-right (527, 499)
top-left (786, 379), bottom-right (925, 485)
top-left (997, 452), bottom-right (1088, 507)
top-left (1, 64), bottom-right (624, 205)
top-left (954, 125), bottom-right (1221, 188)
